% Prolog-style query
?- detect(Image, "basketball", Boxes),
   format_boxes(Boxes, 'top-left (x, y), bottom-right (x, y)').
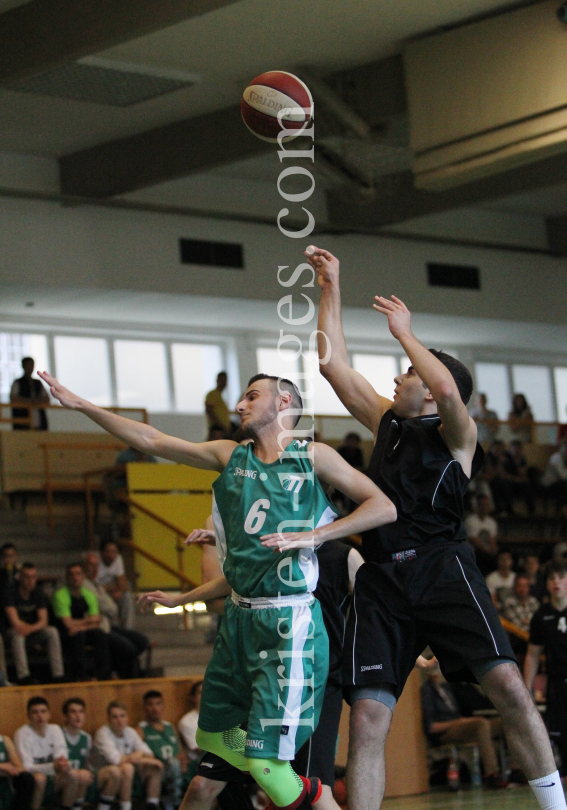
top-left (241, 70), bottom-right (314, 143)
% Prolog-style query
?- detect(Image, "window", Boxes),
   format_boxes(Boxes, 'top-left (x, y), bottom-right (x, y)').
top-left (256, 348), bottom-right (300, 380)
top-left (302, 353), bottom-right (348, 416)
top-left (54, 336), bottom-right (111, 406)
top-left (511, 365), bottom-right (554, 421)
top-left (0, 333), bottom-right (49, 401)
top-left (399, 356), bottom-right (411, 374)
top-left (114, 340), bottom-right (169, 411)
top-left (172, 343), bottom-right (224, 413)
top-left (474, 363), bottom-right (510, 419)
top-left (353, 354), bottom-right (398, 400)
top-left (554, 368), bottom-right (567, 423)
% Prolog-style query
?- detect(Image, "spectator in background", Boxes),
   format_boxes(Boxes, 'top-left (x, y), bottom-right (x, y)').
top-left (420, 661), bottom-right (506, 789)
top-left (178, 681), bottom-right (203, 769)
top-left (204, 372), bottom-right (231, 436)
top-left (502, 574), bottom-right (540, 657)
top-left (464, 494), bottom-right (499, 575)
top-left (486, 551), bottom-right (516, 611)
top-left (541, 437), bottom-right (567, 509)
top-left (337, 432), bottom-right (365, 470)
top-left (96, 540), bottom-right (136, 630)
top-left (0, 542), bottom-right (20, 675)
top-left (82, 552), bottom-right (149, 678)
top-left (503, 440), bottom-right (537, 515)
top-left (93, 701), bottom-right (163, 810)
top-left (508, 393), bottom-right (534, 444)
top-left (52, 562), bottom-right (112, 681)
top-left (524, 560), bottom-right (567, 777)
top-left (469, 393), bottom-right (499, 446)
top-left (4, 562), bottom-right (64, 685)
top-left (10, 357), bottom-right (49, 431)
top-left (523, 555), bottom-right (546, 603)
top-left (15, 696), bottom-right (80, 810)
top-left (138, 690), bottom-right (187, 810)
top-left (0, 730), bottom-right (34, 810)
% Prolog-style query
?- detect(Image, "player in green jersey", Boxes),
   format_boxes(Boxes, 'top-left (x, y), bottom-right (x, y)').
top-left (61, 698), bottom-right (122, 810)
top-left (137, 690), bottom-right (187, 810)
top-left (39, 369), bottom-right (396, 810)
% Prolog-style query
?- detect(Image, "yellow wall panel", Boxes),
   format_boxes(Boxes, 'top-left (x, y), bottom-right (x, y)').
top-left (127, 463), bottom-right (218, 492)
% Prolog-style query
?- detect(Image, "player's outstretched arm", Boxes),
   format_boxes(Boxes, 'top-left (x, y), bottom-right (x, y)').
top-left (305, 246), bottom-right (392, 436)
top-left (38, 371), bottom-right (235, 471)
top-left (138, 576), bottom-right (231, 611)
top-left (373, 296), bottom-right (477, 458)
top-left (261, 442), bottom-right (396, 551)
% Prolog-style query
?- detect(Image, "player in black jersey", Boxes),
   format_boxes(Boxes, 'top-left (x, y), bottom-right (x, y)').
top-left (525, 560), bottom-right (567, 778)
top-left (307, 245), bottom-right (566, 810)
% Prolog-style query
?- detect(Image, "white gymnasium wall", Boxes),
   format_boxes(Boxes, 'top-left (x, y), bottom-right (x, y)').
top-left (0, 193), bottom-right (567, 325)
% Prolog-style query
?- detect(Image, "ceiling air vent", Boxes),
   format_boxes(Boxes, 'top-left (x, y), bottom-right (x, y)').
top-left (2, 57), bottom-right (200, 107)
top-left (427, 262), bottom-right (480, 290)
top-left (180, 239), bottom-right (244, 270)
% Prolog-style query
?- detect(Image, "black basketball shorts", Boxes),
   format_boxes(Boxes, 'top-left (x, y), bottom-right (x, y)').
top-left (293, 680), bottom-right (343, 788)
top-left (197, 752), bottom-right (255, 784)
top-left (547, 678), bottom-right (567, 743)
top-left (343, 541), bottom-right (516, 699)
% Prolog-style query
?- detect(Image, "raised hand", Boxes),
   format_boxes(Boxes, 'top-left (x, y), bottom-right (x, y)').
top-left (261, 530), bottom-right (317, 552)
top-left (185, 529), bottom-right (216, 546)
top-left (373, 295), bottom-right (412, 341)
top-left (138, 590), bottom-right (180, 612)
top-left (37, 371), bottom-right (83, 410)
top-left (303, 245), bottom-right (339, 290)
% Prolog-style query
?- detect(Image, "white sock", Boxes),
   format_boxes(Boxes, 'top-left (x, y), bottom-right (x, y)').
top-left (529, 771), bottom-right (567, 810)
top-left (97, 797), bottom-right (114, 810)
top-left (120, 803), bottom-right (132, 810)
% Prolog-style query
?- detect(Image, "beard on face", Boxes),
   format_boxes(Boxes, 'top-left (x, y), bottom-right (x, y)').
top-left (241, 399), bottom-right (279, 438)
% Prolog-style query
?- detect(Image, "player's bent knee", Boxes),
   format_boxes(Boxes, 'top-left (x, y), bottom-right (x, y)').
top-left (33, 772), bottom-right (46, 786)
top-left (120, 762), bottom-right (135, 778)
top-left (187, 776), bottom-right (220, 801)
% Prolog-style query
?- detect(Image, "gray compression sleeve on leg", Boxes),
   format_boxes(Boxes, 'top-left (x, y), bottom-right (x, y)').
top-left (349, 683), bottom-right (397, 712)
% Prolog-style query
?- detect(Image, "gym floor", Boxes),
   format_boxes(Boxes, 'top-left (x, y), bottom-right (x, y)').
top-left (383, 786), bottom-right (538, 809)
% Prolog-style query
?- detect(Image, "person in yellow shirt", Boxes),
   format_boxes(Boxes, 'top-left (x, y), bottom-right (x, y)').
top-left (204, 372), bottom-right (231, 436)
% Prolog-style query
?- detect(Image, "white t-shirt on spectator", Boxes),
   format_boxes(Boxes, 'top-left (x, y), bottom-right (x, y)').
top-left (542, 451), bottom-right (567, 487)
top-left (464, 514), bottom-right (498, 541)
top-left (96, 555), bottom-right (126, 587)
top-left (94, 725), bottom-right (151, 766)
top-left (485, 570), bottom-right (516, 596)
top-left (14, 723), bottom-right (67, 775)
top-left (178, 710), bottom-right (200, 759)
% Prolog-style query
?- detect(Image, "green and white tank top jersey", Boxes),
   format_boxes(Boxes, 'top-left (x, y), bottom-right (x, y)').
top-left (62, 728), bottom-right (91, 769)
top-left (212, 440), bottom-right (338, 598)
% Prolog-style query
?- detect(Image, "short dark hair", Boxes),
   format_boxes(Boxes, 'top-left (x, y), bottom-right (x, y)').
top-left (345, 432), bottom-right (361, 442)
top-left (100, 539), bottom-right (119, 552)
top-left (544, 559), bottom-right (567, 580)
top-left (62, 697), bottom-right (85, 715)
top-left (0, 543), bottom-right (16, 554)
top-left (107, 700), bottom-right (127, 715)
top-left (143, 690), bottom-right (163, 702)
top-left (247, 374), bottom-right (303, 427)
top-left (66, 562), bottom-right (82, 575)
top-left (27, 696), bottom-right (48, 712)
top-left (21, 357), bottom-right (33, 366)
top-left (21, 562), bottom-right (36, 572)
top-left (428, 349), bottom-right (473, 405)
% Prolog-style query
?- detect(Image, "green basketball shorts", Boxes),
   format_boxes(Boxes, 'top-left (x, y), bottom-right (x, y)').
top-left (198, 592), bottom-right (329, 760)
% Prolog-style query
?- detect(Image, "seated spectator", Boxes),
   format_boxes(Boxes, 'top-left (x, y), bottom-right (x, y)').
top-left (508, 393), bottom-right (534, 444)
top-left (205, 372), bottom-right (232, 436)
top-left (464, 495), bottom-right (499, 575)
top-left (52, 563), bottom-right (112, 681)
top-left (0, 730), bottom-right (34, 810)
top-left (178, 681), bottom-right (203, 766)
top-left (93, 701), bottom-right (163, 810)
top-left (485, 551), bottom-right (516, 611)
top-left (61, 697), bottom-right (121, 810)
top-left (523, 554), bottom-right (546, 602)
top-left (138, 690), bottom-right (187, 810)
top-left (0, 542), bottom-right (20, 673)
top-left (524, 560), bottom-right (567, 776)
top-left (96, 541), bottom-right (136, 630)
top-left (502, 574), bottom-right (540, 657)
top-left (82, 552), bottom-right (149, 678)
top-left (420, 662), bottom-right (506, 788)
top-left (14, 696), bottom-right (80, 810)
top-left (10, 357), bottom-right (49, 431)
top-left (469, 393), bottom-right (499, 446)
top-left (5, 562), bottom-right (64, 685)
top-left (541, 437), bottom-right (567, 509)
top-left (207, 424), bottom-right (227, 441)
top-left (337, 432), bottom-right (364, 470)
top-left (490, 440), bottom-right (536, 516)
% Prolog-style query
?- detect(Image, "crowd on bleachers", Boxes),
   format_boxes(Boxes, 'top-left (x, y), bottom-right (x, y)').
top-left (0, 684), bottom-right (206, 810)
top-left (0, 540), bottom-right (148, 687)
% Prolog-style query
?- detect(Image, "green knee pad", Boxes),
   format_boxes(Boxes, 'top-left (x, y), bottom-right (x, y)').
top-left (195, 727), bottom-right (248, 771)
top-left (246, 758), bottom-right (303, 808)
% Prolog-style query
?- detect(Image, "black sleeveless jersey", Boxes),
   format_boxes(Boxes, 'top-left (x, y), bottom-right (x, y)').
top-left (314, 540), bottom-right (351, 687)
top-left (362, 409), bottom-right (484, 561)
